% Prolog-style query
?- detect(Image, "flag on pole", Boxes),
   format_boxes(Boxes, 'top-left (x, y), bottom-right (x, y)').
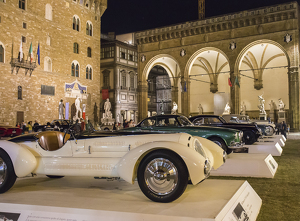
top-left (234, 76), bottom-right (240, 88)
top-left (29, 42), bottom-right (33, 63)
top-left (228, 78), bottom-right (232, 87)
top-left (37, 43), bottom-right (40, 65)
top-left (19, 39), bottom-right (23, 62)
top-left (184, 81), bottom-right (187, 92)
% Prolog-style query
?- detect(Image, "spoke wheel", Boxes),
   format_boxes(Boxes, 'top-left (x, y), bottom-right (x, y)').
top-left (0, 149), bottom-right (17, 194)
top-left (138, 150), bottom-right (188, 203)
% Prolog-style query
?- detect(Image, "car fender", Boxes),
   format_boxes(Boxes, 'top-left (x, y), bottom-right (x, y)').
top-left (0, 140), bottom-right (37, 177)
top-left (196, 136), bottom-right (224, 169)
top-left (116, 141), bottom-right (206, 185)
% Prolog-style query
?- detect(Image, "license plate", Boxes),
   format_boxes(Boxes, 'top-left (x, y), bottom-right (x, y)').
top-left (12, 130), bottom-right (16, 133)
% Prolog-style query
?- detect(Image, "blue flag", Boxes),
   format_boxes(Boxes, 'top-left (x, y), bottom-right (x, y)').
top-left (37, 43), bottom-right (40, 65)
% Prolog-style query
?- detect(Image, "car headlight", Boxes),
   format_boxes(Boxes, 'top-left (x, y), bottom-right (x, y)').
top-left (239, 131), bottom-right (243, 140)
top-left (194, 139), bottom-right (207, 159)
top-left (204, 159), bottom-right (211, 176)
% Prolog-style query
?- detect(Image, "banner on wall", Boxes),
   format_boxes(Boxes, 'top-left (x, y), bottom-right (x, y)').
top-left (102, 89), bottom-right (109, 100)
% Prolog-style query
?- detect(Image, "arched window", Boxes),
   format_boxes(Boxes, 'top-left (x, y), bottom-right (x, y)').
top-left (87, 47), bottom-right (91, 57)
top-left (72, 15), bottom-right (80, 31)
top-left (130, 73), bottom-right (135, 89)
top-left (19, 0), bottom-right (25, 10)
top-left (86, 66), bottom-right (92, 80)
top-left (75, 64), bottom-right (79, 77)
top-left (18, 86), bottom-right (22, 100)
top-left (44, 57), bottom-right (52, 72)
top-left (71, 61), bottom-right (79, 77)
top-left (86, 21), bottom-right (93, 36)
top-left (0, 44), bottom-right (4, 63)
top-left (45, 4), bottom-right (52, 21)
top-left (71, 63), bottom-right (75, 76)
top-left (121, 71), bottom-right (127, 88)
top-left (102, 69), bottom-right (110, 87)
top-left (73, 43), bottom-right (79, 54)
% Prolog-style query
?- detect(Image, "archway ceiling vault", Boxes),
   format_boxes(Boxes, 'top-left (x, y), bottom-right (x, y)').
top-left (240, 43), bottom-right (286, 77)
top-left (191, 51), bottom-right (229, 82)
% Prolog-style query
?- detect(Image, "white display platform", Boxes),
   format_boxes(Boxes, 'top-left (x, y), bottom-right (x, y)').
top-left (0, 177), bottom-right (262, 221)
top-left (211, 153), bottom-right (278, 178)
top-left (248, 141), bottom-right (283, 156)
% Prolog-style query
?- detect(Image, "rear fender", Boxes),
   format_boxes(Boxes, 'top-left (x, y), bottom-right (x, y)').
top-left (0, 140), bottom-right (37, 177)
top-left (116, 141), bottom-right (206, 185)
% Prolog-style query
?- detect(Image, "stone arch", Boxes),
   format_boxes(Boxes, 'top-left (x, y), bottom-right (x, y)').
top-left (234, 39), bottom-right (291, 119)
top-left (142, 54), bottom-right (180, 87)
top-left (141, 54), bottom-right (181, 115)
top-left (185, 47), bottom-right (231, 114)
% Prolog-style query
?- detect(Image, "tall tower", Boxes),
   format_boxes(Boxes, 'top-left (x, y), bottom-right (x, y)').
top-left (198, 0), bottom-right (205, 20)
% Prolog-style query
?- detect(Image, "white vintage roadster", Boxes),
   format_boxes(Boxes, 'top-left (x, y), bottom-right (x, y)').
top-left (0, 129), bottom-right (225, 202)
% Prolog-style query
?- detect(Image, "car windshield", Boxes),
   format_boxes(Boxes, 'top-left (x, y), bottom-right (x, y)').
top-left (177, 116), bottom-right (194, 126)
top-left (219, 116), bottom-right (229, 123)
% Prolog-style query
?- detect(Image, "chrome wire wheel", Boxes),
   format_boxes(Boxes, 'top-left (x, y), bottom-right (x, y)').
top-left (0, 156), bottom-right (7, 186)
top-left (144, 158), bottom-right (178, 196)
top-left (138, 150), bottom-right (188, 202)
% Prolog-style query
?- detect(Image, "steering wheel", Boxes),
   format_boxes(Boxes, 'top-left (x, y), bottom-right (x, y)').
top-left (63, 124), bottom-right (77, 144)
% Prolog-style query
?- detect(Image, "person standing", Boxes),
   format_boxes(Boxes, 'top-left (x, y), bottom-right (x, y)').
top-left (33, 120), bottom-right (39, 132)
top-left (27, 121), bottom-right (32, 133)
top-left (281, 121), bottom-right (287, 139)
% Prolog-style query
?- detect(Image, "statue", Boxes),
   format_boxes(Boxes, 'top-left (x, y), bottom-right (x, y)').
top-left (258, 94), bottom-right (266, 114)
top-left (103, 98), bottom-right (112, 119)
top-left (74, 96), bottom-right (82, 120)
top-left (269, 100), bottom-right (276, 113)
top-left (278, 98), bottom-right (285, 111)
top-left (198, 104), bottom-right (203, 114)
top-left (160, 100), bottom-right (164, 115)
top-left (223, 102), bottom-right (231, 115)
top-left (240, 102), bottom-right (246, 115)
top-left (58, 99), bottom-right (65, 119)
top-left (171, 102), bottom-right (178, 115)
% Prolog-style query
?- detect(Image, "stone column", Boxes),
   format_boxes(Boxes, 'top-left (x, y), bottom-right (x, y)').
top-left (230, 72), bottom-right (240, 114)
top-left (288, 67), bottom-right (299, 131)
top-left (138, 80), bottom-right (148, 122)
top-left (181, 77), bottom-right (189, 116)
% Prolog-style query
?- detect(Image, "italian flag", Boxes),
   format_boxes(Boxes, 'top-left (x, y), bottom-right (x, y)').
top-left (29, 42), bottom-right (33, 62)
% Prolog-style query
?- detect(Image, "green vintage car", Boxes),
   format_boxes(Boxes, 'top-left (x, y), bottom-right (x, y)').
top-left (121, 114), bottom-right (243, 154)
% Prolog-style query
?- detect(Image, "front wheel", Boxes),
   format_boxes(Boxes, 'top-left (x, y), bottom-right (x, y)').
top-left (137, 150), bottom-right (188, 203)
top-left (0, 149), bottom-right (17, 194)
top-left (209, 137), bottom-right (231, 154)
top-left (243, 131), bottom-right (256, 145)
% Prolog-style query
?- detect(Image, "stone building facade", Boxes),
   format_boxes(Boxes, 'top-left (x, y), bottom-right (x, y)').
top-left (135, 2), bottom-right (300, 131)
top-left (0, 0), bottom-right (107, 126)
top-left (100, 33), bottom-right (138, 124)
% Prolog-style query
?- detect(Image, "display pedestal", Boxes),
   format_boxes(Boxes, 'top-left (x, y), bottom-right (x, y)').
top-left (277, 110), bottom-right (286, 123)
top-left (248, 141), bottom-right (283, 156)
top-left (259, 113), bottom-right (267, 120)
top-left (262, 135), bottom-right (285, 147)
top-left (210, 153), bottom-right (278, 178)
top-left (0, 177), bottom-right (262, 221)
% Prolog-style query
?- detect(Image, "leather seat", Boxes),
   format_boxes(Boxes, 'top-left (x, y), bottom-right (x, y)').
top-left (36, 131), bottom-right (70, 151)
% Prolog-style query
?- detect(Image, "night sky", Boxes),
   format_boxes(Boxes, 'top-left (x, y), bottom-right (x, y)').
top-left (101, 0), bottom-right (299, 34)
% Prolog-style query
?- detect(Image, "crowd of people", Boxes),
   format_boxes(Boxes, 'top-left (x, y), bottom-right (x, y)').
top-left (15, 118), bottom-right (135, 134)
top-left (275, 121), bottom-right (288, 138)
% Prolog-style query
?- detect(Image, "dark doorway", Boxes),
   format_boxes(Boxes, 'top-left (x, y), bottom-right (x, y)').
top-left (16, 111), bottom-right (24, 125)
top-left (148, 66), bottom-right (172, 115)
